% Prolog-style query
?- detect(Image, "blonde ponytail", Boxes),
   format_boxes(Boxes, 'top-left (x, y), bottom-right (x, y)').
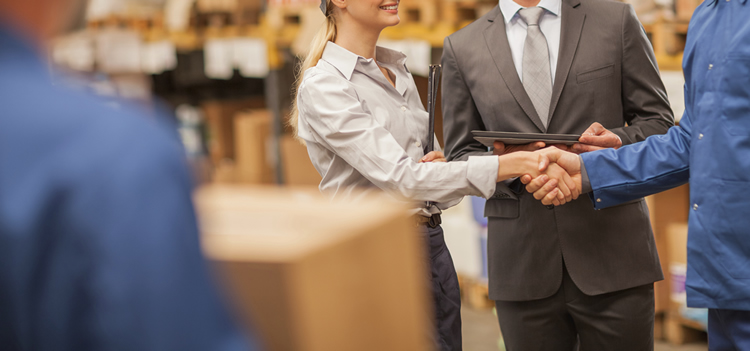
top-left (289, 1), bottom-right (337, 141)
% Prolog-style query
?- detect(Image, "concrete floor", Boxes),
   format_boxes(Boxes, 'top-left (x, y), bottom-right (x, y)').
top-left (461, 307), bottom-right (708, 351)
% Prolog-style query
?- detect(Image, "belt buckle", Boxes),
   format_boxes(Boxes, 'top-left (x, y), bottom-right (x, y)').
top-left (427, 214), bottom-right (441, 228)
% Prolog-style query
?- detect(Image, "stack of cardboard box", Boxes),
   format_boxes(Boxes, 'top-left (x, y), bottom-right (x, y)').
top-left (195, 185), bottom-right (432, 351)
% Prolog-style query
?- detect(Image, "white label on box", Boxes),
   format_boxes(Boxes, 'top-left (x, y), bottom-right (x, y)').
top-left (86, 0), bottom-right (124, 21)
top-left (52, 31), bottom-right (96, 72)
top-left (96, 29), bottom-right (143, 73)
top-left (165, 0), bottom-right (196, 32)
top-left (142, 40), bottom-right (178, 74)
top-left (233, 38), bottom-right (269, 78)
top-left (670, 263), bottom-right (687, 304)
top-left (112, 74), bottom-right (152, 100)
top-left (204, 38), bottom-right (235, 79)
top-left (660, 71), bottom-right (686, 123)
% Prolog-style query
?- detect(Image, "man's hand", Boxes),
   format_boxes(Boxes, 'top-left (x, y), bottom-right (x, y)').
top-left (493, 141), bottom-right (546, 155)
top-left (520, 148), bottom-right (583, 206)
top-left (420, 151), bottom-right (447, 163)
top-left (570, 122), bottom-right (622, 153)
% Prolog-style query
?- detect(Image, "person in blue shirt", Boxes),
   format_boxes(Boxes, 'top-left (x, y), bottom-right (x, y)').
top-left (0, 1), bottom-right (257, 350)
top-left (521, 2), bottom-right (750, 349)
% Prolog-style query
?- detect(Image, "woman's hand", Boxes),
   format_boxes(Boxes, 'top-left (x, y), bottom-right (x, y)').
top-left (496, 151), bottom-right (542, 182)
top-left (420, 151), bottom-right (447, 163)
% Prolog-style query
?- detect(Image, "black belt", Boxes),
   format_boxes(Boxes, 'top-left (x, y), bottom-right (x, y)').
top-left (415, 213), bottom-right (442, 228)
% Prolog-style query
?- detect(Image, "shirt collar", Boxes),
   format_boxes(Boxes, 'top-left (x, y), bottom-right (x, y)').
top-left (499, 0), bottom-right (561, 24)
top-left (706, 0), bottom-right (746, 6)
top-left (320, 41), bottom-right (408, 81)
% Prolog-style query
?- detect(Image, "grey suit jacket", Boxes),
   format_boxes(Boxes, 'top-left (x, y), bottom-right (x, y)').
top-left (442, 0), bottom-right (673, 301)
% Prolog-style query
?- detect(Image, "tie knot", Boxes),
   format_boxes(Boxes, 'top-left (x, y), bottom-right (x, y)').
top-left (518, 7), bottom-right (545, 26)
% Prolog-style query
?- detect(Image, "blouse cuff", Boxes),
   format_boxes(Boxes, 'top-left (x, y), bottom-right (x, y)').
top-left (466, 155), bottom-right (499, 199)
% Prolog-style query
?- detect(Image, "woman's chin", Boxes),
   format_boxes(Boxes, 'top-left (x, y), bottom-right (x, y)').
top-left (384, 17), bottom-right (400, 27)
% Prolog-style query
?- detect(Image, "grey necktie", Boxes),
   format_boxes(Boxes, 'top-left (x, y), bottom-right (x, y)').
top-left (519, 7), bottom-right (552, 128)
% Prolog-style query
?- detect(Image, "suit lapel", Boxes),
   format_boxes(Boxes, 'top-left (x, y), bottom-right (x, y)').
top-left (483, 7), bottom-right (547, 133)
top-left (548, 0), bottom-right (585, 126)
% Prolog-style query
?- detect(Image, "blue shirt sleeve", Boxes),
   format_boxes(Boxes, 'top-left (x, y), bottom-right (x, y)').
top-left (581, 107), bottom-right (693, 209)
top-left (0, 27), bottom-right (258, 350)
top-left (8, 120), bottom-right (258, 351)
top-left (79, 138), bottom-right (255, 351)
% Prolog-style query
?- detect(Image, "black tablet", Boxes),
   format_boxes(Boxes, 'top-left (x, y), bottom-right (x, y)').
top-left (472, 131), bottom-right (581, 147)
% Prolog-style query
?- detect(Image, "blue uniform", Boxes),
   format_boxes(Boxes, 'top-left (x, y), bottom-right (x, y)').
top-left (0, 26), bottom-right (256, 350)
top-left (580, 1), bottom-right (750, 347)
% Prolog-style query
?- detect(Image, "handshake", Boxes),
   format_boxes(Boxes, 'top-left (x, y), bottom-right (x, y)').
top-left (516, 146), bottom-right (583, 207)
top-left (418, 123), bottom-right (621, 206)
top-left (491, 122), bottom-right (623, 206)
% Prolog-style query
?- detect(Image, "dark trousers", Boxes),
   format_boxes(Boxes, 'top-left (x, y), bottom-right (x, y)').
top-left (495, 265), bottom-right (655, 351)
top-left (708, 309), bottom-right (750, 351)
top-left (424, 224), bottom-right (462, 351)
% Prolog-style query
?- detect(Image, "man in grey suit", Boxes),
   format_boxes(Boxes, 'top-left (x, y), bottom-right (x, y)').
top-left (441, 0), bottom-right (674, 349)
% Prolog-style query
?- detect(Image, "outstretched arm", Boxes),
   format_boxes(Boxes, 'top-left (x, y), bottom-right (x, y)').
top-left (525, 108), bottom-right (693, 208)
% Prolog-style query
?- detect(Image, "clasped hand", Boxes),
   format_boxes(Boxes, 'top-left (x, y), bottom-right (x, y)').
top-left (521, 147), bottom-right (583, 206)
top-left (493, 142), bottom-right (582, 207)
top-left (493, 122), bottom-right (619, 206)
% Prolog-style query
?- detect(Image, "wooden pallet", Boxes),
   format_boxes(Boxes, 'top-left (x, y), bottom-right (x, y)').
top-left (675, 0), bottom-right (702, 21)
top-left (264, 3), bottom-right (320, 29)
top-left (197, 0), bottom-right (264, 26)
top-left (398, 0), bottom-right (440, 26)
top-left (665, 312), bottom-right (707, 345)
top-left (87, 14), bottom-right (158, 32)
top-left (441, 0), bottom-right (496, 27)
top-left (643, 19), bottom-right (689, 57)
top-left (458, 275), bottom-right (495, 310)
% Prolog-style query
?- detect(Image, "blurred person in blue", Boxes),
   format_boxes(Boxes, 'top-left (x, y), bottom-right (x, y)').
top-left (0, 0), bottom-right (257, 350)
top-left (522, 2), bottom-right (750, 349)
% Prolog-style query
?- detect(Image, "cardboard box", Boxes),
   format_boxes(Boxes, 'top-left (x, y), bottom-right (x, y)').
top-left (676, 0), bottom-right (701, 22)
top-left (202, 98), bottom-right (266, 164)
top-left (195, 185), bottom-right (432, 351)
top-left (234, 110), bottom-right (274, 184)
top-left (645, 184), bottom-right (690, 313)
top-left (667, 223), bottom-right (688, 266)
top-left (667, 223), bottom-right (688, 306)
top-left (196, 0), bottom-right (264, 26)
top-left (280, 135), bottom-right (322, 186)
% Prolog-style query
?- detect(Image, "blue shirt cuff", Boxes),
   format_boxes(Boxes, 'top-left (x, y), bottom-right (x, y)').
top-left (580, 156), bottom-right (592, 194)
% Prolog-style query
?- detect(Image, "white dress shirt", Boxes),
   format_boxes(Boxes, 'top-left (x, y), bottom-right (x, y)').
top-left (499, 0), bottom-right (562, 84)
top-left (296, 42), bottom-right (499, 215)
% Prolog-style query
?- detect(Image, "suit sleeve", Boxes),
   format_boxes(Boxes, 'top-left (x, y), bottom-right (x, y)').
top-left (610, 4), bottom-right (675, 144)
top-left (581, 88), bottom-right (692, 209)
top-left (441, 37), bottom-right (518, 199)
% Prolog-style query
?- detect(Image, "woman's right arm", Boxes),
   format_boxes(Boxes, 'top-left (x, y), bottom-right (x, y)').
top-left (298, 72), bottom-right (508, 203)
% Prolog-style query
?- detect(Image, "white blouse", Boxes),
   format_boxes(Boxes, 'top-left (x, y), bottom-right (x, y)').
top-left (296, 41), bottom-right (499, 215)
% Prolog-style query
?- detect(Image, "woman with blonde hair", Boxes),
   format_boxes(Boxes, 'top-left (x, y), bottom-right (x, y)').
top-left (291, 0), bottom-right (578, 349)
